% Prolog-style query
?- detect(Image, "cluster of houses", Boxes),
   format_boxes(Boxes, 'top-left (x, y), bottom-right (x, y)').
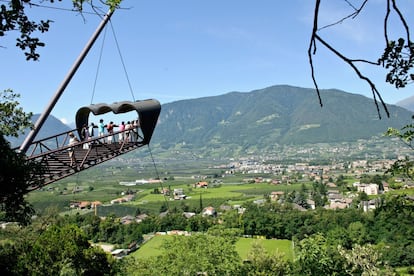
top-left (69, 191), bottom-right (136, 210)
top-left (110, 194), bottom-right (135, 204)
top-left (267, 180), bottom-right (390, 211)
top-left (172, 188), bottom-right (186, 200)
top-left (227, 159), bottom-right (397, 176)
top-left (70, 200), bottom-right (102, 210)
top-left (354, 182), bottom-right (389, 194)
top-left (103, 241), bottom-right (140, 259)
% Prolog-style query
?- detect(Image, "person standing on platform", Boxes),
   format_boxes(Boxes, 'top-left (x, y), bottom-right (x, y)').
top-left (68, 132), bottom-right (79, 167)
top-left (98, 119), bottom-right (105, 142)
top-left (80, 124), bottom-right (90, 149)
top-left (118, 121), bottom-right (125, 144)
top-left (125, 121), bottom-right (132, 142)
top-left (89, 123), bottom-right (97, 138)
top-left (106, 121), bottom-right (117, 144)
top-left (88, 122), bottom-right (97, 145)
top-left (132, 119), bottom-right (140, 142)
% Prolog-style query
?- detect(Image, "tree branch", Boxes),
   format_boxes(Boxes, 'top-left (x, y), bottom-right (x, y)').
top-left (315, 33), bottom-right (389, 119)
top-left (308, 0), bottom-right (323, 107)
top-left (309, 0), bottom-right (400, 119)
top-left (391, 0), bottom-right (411, 46)
top-left (318, 0), bottom-right (368, 31)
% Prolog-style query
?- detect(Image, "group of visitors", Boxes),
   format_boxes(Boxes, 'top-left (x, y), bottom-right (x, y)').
top-left (67, 118), bottom-right (141, 167)
top-left (80, 118), bottom-right (141, 145)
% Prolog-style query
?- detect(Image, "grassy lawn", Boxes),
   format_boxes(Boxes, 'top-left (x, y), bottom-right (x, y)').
top-left (131, 235), bottom-right (294, 261)
top-left (388, 188), bottom-right (414, 196)
top-left (235, 237), bottom-right (294, 261)
top-left (395, 266), bottom-right (414, 275)
top-left (132, 235), bottom-right (172, 259)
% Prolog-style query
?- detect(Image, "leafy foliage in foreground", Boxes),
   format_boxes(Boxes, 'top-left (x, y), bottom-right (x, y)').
top-left (0, 223), bottom-right (116, 275)
top-left (0, 0), bottom-right (122, 60)
top-left (128, 235), bottom-right (291, 276)
top-left (2, 193), bottom-right (414, 274)
top-left (385, 123), bottom-right (414, 179)
top-left (0, 90), bottom-right (43, 225)
top-left (0, 89), bottom-right (32, 137)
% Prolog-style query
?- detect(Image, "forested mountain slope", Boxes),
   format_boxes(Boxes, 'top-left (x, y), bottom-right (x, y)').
top-left (7, 114), bottom-right (71, 148)
top-left (151, 85), bottom-right (412, 152)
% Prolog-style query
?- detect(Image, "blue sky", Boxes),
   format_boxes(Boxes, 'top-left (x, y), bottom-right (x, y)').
top-left (2, 0), bottom-right (414, 126)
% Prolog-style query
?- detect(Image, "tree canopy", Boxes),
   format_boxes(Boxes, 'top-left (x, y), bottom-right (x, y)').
top-left (0, 0), bottom-right (121, 60)
top-left (0, 223), bottom-right (116, 275)
top-left (0, 90), bottom-right (41, 225)
top-left (0, 89), bottom-right (32, 137)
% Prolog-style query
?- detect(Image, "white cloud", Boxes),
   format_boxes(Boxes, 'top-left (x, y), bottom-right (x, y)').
top-left (60, 118), bottom-right (69, 125)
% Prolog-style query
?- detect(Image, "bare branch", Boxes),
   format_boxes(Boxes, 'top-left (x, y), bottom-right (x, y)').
top-left (308, 0), bottom-right (323, 107)
top-left (389, 0), bottom-right (413, 62)
top-left (314, 33), bottom-right (389, 119)
top-left (308, 0), bottom-right (414, 118)
top-left (319, 0), bottom-right (368, 31)
top-left (348, 59), bottom-right (380, 65)
top-left (391, 0), bottom-right (411, 44)
top-left (384, 0), bottom-right (391, 45)
top-left (309, 0), bottom-right (387, 117)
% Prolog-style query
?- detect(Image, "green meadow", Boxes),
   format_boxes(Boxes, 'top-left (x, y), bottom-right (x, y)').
top-left (235, 237), bottom-right (294, 261)
top-left (133, 235), bottom-right (174, 259)
top-left (132, 235), bottom-right (294, 261)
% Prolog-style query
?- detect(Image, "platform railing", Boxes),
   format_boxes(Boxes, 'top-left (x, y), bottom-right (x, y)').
top-left (16, 127), bottom-right (146, 190)
top-left (16, 127), bottom-right (144, 159)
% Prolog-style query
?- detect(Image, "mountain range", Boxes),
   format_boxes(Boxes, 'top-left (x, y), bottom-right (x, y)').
top-left (396, 95), bottom-right (414, 112)
top-left (7, 114), bottom-right (71, 149)
top-left (150, 85), bottom-right (412, 153)
top-left (8, 85), bottom-right (413, 155)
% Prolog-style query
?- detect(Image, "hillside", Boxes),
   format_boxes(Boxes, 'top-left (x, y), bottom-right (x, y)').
top-left (396, 95), bottom-right (414, 112)
top-left (7, 114), bottom-right (71, 148)
top-left (150, 85), bottom-right (412, 155)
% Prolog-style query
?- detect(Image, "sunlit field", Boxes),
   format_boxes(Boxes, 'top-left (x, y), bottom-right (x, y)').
top-left (131, 235), bottom-right (294, 261)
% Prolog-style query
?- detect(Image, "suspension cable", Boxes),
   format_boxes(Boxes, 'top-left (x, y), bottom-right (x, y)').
top-left (147, 144), bottom-right (169, 210)
top-left (90, 25), bottom-right (108, 104)
top-left (108, 19), bottom-right (136, 102)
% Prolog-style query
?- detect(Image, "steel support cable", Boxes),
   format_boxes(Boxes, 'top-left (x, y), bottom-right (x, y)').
top-left (90, 25), bottom-right (108, 104)
top-left (20, 8), bottom-right (114, 153)
top-left (108, 19), bottom-right (136, 102)
top-left (147, 144), bottom-right (169, 210)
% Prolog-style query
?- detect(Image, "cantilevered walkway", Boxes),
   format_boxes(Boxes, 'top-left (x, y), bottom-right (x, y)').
top-left (23, 128), bottom-right (146, 191)
top-left (19, 99), bottom-right (161, 190)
